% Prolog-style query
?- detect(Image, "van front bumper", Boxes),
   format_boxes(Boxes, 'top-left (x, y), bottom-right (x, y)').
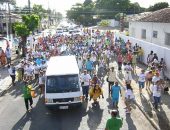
top-left (45, 101), bottom-right (82, 109)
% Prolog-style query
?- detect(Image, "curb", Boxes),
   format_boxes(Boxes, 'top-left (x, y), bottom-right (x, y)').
top-left (116, 76), bottom-right (160, 130)
top-left (0, 85), bottom-right (11, 97)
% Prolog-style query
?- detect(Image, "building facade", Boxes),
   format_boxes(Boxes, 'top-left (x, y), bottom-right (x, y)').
top-left (129, 8), bottom-right (170, 48)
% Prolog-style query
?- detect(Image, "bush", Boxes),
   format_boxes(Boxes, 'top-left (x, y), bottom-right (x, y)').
top-left (98, 20), bottom-right (110, 27)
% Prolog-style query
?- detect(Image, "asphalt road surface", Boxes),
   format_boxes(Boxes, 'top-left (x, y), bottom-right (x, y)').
top-left (0, 78), bottom-right (156, 130)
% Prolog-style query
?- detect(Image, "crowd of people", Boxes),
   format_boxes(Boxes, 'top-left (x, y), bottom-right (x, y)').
top-left (0, 27), bottom-right (169, 129)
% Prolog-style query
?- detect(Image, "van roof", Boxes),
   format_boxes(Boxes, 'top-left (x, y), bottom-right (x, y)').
top-left (46, 56), bottom-right (79, 76)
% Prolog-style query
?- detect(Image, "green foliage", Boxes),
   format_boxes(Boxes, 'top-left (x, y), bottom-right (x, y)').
top-left (14, 22), bottom-right (30, 37)
top-left (14, 14), bottom-right (40, 56)
top-left (22, 14), bottom-right (40, 32)
top-left (67, 1), bottom-right (95, 26)
top-left (148, 2), bottom-right (169, 11)
top-left (32, 4), bottom-right (47, 20)
top-left (98, 20), bottom-right (110, 27)
top-left (0, 0), bottom-right (15, 5)
top-left (67, 0), bottom-right (146, 25)
top-left (14, 14), bottom-right (39, 36)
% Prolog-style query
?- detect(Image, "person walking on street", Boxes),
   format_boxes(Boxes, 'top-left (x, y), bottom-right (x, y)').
top-left (111, 82), bottom-right (122, 108)
top-left (23, 81), bottom-right (33, 112)
top-left (107, 67), bottom-right (116, 95)
top-left (8, 64), bottom-right (16, 86)
top-left (39, 71), bottom-right (45, 96)
top-left (105, 109), bottom-right (123, 130)
top-left (124, 83), bottom-right (135, 113)
top-left (0, 47), bottom-right (6, 67)
top-left (138, 70), bottom-right (146, 94)
top-left (151, 81), bottom-right (162, 110)
top-left (85, 58), bottom-right (93, 76)
top-left (81, 70), bottom-right (91, 100)
top-left (5, 46), bottom-right (11, 65)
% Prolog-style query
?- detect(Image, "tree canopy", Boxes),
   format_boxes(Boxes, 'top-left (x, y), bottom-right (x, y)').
top-left (67, 0), bottom-right (145, 26)
top-left (148, 2), bottom-right (169, 11)
top-left (14, 14), bottom-right (40, 56)
top-left (32, 4), bottom-right (47, 20)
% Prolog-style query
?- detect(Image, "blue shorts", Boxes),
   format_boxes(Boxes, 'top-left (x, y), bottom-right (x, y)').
top-left (139, 82), bottom-right (145, 88)
top-left (112, 97), bottom-right (119, 102)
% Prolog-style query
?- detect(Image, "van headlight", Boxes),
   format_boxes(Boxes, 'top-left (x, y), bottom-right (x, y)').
top-left (74, 97), bottom-right (81, 101)
top-left (45, 98), bottom-right (53, 103)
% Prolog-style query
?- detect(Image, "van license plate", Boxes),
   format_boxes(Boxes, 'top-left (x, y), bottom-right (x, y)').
top-left (59, 106), bottom-right (68, 109)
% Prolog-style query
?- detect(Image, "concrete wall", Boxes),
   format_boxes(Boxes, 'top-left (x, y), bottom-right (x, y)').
top-left (114, 33), bottom-right (170, 79)
top-left (129, 22), bottom-right (170, 48)
top-left (107, 19), bottom-right (119, 27)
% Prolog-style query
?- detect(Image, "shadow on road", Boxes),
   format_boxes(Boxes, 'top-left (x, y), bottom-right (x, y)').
top-left (11, 112), bottom-right (32, 130)
top-left (11, 96), bottom-right (90, 130)
top-left (126, 114), bottom-right (137, 130)
top-left (87, 103), bottom-right (103, 130)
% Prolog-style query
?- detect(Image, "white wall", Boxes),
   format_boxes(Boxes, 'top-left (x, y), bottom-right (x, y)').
top-left (114, 33), bottom-right (170, 79)
top-left (107, 19), bottom-right (119, 27)
top-left (129, 22), bottom-right (170, 48)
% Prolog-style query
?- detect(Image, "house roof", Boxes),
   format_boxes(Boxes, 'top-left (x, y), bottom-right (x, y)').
top-left (127, 8), bottom-right (170, 23)
top-left (138, 8), bottom-right (170, 23)
top-left (126, 12), bottom-right (151, 22)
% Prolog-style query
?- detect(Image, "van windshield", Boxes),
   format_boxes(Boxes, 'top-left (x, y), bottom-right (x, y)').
top-left (46, 75), bottom-right (80, 93)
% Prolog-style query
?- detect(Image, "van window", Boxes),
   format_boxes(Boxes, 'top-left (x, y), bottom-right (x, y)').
top-left (46, 75), bottom-right (80, 93)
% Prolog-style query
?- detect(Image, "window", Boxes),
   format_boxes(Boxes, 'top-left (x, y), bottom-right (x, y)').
top-left (153, 31), bottom-right (158, 38)
top-left (46, 75), bottom-right (80, 93)
top-left (165, 33), bottom-right (170, 45)
top-left (131, 27), bottom-right (135, 37)
top-left (141, 29), bottom-right (146, 39)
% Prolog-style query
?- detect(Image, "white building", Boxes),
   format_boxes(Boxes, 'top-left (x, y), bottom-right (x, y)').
top-left (129, 8), bottom-right (170, 48)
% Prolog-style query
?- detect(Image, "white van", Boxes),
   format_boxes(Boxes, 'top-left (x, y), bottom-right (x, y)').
top-left (45, 56), bottom-right (83, 109)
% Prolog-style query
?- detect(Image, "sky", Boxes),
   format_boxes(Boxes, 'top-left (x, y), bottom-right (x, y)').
top-left (16, 0), bottom-right (170, 16)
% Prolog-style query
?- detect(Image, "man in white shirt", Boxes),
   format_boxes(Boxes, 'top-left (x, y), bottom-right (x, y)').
top-left (90, 53), bottom-right (97, 69)
top-left (81, 70), bottom-right (91, 100)
top-left (138, 70), bottom-right (146, 94)
top-left (151, 81), bottom-right (161, 110)
top-left (5, 47), bottom-right (11, 65)
top-left (152, 73), bottom-right (160, 85)
top-left (8, 64), bottom-right (16, 86)
top-left (33, 63), bottom-right (40, 81)
top-left (78, 57), bottom-right (83, 72)
top-left (39, 71), bottom-right (45, 96)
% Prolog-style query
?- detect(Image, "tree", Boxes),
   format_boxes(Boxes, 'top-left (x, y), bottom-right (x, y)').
top-left (14, 14), bottom-right (39, 57)
top-left (67, 1), bottom-right (96, 26)
top-left (32, 4), bottom-right (47, 20)
top-left (0, 0), bottom-right (15, 5)
top-left (148, 2), bottom-right (169, 11)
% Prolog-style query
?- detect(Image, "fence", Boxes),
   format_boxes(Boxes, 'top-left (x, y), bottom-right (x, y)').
top-left (114, 33), bottom-right (170, 79)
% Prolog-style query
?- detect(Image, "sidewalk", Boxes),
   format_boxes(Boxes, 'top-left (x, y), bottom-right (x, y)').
top-left (114, 62), bottom-right (170, 130)
top-left (0, 48), bottom-right (19, 96)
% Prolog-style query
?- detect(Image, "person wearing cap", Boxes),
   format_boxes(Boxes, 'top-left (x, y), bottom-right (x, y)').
top-left (105, 109), bottom-right (123, 130)
top-left (23, 81), bottom-right (33, 112)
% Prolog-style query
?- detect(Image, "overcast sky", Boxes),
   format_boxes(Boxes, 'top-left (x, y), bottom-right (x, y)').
top-left (16, 0), bottom-right (170, 16)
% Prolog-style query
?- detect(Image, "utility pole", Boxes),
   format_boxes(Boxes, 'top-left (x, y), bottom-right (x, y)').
top-left (28, 0), bottom-right (31, 13)
top-left (48, 0), bottom-right (50, 28)
top-left (8, 2), bottom-right (12, 40)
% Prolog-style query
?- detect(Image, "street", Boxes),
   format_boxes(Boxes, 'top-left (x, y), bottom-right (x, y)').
top-left (0, 79), bottom-right (155, 130)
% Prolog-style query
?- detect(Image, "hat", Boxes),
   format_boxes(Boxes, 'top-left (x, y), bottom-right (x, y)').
top-left (111, 109), bottom-right (118, 116)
